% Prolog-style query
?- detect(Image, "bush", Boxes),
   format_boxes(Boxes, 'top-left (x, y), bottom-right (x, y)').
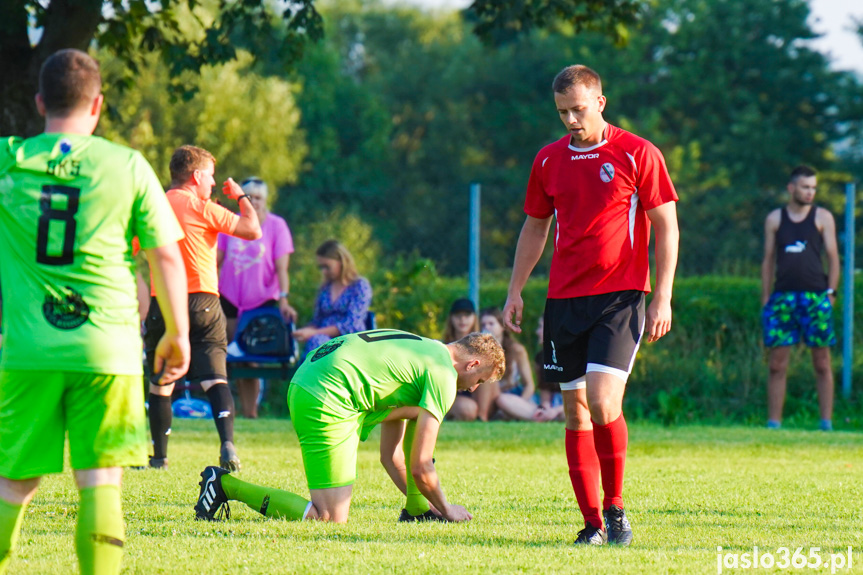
top-left (275, 210), bottom-right (863, 428)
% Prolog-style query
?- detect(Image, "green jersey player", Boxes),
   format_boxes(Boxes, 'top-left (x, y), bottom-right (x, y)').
top-left (0, 50), bottom-right (190, 575)
top-left (194, 330), bottom-right (505, 524)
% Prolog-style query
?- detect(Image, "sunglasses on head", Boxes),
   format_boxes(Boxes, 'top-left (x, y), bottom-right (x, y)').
top-left (241, 177), bottom-right (264, 186)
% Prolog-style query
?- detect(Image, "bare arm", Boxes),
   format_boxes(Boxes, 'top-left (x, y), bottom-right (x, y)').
top-left (379, 420), bottom-right (408, 495)
top-left (135, 271), bottom-right (150, 324)
top-left (275, 253), bottom-right (298, 323)
top-left (503, 215), bottom-right (553, 333)
top-left (645, 201), bottom-right (679, 343)
top-left (222, 178), bottom-right (261, 240)
top-left (145, 243), bottom-right (190, 383)
top-left (820, 208), bottom-right (840, 300)
top-left (514, 344), bottom-right (535, 399)
top-left (761, 211), bottom-right (780, 306)
top-left (217, 248), bottom-right (225, 274)
top-left (411, 409), bottom-right (472, 522)
top-left (293, 325), bottom-right (340, 342)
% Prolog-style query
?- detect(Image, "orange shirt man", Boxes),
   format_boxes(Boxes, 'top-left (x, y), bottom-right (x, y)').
top-left (143, 145), bottom-right (261, 472)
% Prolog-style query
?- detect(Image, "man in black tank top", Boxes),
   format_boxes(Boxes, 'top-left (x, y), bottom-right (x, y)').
top-left (760, 165), bottom-right (840, 431)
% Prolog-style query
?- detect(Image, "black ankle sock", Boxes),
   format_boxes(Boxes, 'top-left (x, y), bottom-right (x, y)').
top-left (148, 394), bottom-right (173, 459)
top-left (206, 384), bottom-right (235, 444)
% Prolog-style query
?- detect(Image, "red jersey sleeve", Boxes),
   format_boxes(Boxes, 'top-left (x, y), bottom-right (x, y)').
top-left (131, 236), bottom-right (141, 256)
top-left (635, 143), bottom-right (678, 210)
top-left (524, 151), bottom-right (555, 219)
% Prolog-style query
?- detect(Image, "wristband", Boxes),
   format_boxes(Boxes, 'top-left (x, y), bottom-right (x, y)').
top-left (279, 291), bottom-right (289, 299)
top-left (237, 194), bottom-right (251, 202)
top-left (826, 288), bottom-right (836, 296)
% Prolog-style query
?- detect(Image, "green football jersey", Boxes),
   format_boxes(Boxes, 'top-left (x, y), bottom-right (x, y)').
top-left (0, 133), bottom-right (183, 374)
top-left (292, 330), bottom-right (458, 424)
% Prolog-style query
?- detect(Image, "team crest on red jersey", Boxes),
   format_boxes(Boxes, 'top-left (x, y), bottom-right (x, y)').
top-left (600, 163), bottom-right (615, 183)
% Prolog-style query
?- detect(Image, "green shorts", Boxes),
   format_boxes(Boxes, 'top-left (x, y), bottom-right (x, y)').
top-left (288, 384), bottom-right (391, 490)
top-left (288, 384), bottom-right (361, 489)
top-left (0, 370), bottom-right (147, 479)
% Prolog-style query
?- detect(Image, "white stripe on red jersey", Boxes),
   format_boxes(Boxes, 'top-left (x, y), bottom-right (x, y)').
top-left (524, 124), bottom-right (678, 298)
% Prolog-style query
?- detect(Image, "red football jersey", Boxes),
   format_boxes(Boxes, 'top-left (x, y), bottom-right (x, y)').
top-left (524, 124), bottom-right (678, 298)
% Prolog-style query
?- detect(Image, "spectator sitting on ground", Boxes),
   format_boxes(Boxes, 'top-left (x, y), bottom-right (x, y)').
top-left (218, 176), bottom-right (297, 418)
top-left (443, 297), bottom-right (479, 344)
top-left (444, 298), bottom-right (490, 421)
top-left (478, 307), bottom-right (548, 422)
top-left (293, 240), bottom-right (372, 357)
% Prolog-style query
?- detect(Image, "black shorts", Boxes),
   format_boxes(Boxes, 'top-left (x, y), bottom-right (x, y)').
top-left (144, 293), bottom-right (228, 384)
top-left (220, 295), bottom-right (239, 320)
top-left (543, 290), bottom-right (645, 388)
top-left (220, 296), bottom-right (279, 321)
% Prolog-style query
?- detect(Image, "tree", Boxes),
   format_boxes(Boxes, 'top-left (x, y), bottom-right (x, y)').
top-left (465, 0), bottom-right (640, 45)
top-left (284, 0), bottom-right (862, 275)
top-left (97, 51), bottom-right (306, 192)
top-left (1, 0), bottom-right (643, 138)
top-left (0, 0), bottom-right (322, 136)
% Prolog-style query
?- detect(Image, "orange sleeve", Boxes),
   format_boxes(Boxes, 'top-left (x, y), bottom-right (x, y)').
top-left (203, 202), bottom-right (240, 236)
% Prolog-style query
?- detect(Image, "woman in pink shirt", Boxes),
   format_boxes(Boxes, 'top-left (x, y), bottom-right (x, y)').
top-left (217, 177), bottom-right (296, 418)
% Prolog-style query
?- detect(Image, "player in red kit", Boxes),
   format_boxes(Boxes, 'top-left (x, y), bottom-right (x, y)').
top-left (503, 65), bottom-right (679, 546)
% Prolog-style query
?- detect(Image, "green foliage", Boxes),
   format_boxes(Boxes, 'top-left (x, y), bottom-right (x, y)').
top-left (14, 419), bottom-right (863, 573)
top-left (282, 0), bottom-right (863, 276)
top-left (285, 264), bottom-right (863, 427)
top-left (371, 256), bottom-right (449, 340)
top-left (0, 0), bottom-right (323, 136)
top-left (466, 0), bottom-right (641, 46)
top-left (97, 51), bottom-right (306, 193)
top-left (630, 275), bottom-right (863, 427)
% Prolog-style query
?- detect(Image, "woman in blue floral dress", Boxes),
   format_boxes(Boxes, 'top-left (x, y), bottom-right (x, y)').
top-left (293, 240), bottom-right (372, 357)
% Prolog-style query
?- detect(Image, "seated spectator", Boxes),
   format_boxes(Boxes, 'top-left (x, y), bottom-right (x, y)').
top-left (218, 177), bottom-right (296, 418)
top-left (293, 240), bottom-right (371, 356)
top-left (443, 298), bottom-right (486, 421)
top-left (478, 307), bottom-right (546, 422)
top-left (443, 298), bottom-right (478, 344)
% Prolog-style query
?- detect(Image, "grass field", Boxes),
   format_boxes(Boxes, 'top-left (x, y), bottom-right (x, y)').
top-left (12, 419), bottom-right (863, 574)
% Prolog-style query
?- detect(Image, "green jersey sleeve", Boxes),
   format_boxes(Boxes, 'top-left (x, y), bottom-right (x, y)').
top-left (0, 137), bottom-right (18, 175)
top-left (416, 364), bottom-right (458, 423)
top-left (130, 152), bottom-right (183, 249)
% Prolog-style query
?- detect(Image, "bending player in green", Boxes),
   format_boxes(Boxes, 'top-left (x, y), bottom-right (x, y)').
top-left (194, 330), bottom-right (505, 523)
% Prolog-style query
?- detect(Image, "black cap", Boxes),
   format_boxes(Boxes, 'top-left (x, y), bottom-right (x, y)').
top-left (449, 298), bottom-right (476, 315)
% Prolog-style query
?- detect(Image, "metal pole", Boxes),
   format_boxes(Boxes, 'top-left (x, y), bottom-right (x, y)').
top-left (843, 182), bottom-right (855, 400)
top-left (469, 183), bottom-right (481, 311)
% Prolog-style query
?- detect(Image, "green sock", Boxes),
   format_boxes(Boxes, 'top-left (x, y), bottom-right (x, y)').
top-left (0, 498), bottom-right (26, 574)
top-left (222, 475), bottom-right (311, 520)
top-left (403, 420), bottom-right (430, 515)
top-left (76, 485), bottom-right (124, 575)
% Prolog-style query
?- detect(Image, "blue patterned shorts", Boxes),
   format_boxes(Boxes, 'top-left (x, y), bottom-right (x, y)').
top-left (762, 291), bottom-right (836, 348)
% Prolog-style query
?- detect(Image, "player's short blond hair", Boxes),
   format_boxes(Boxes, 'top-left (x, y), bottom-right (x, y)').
top-left (453, 332), bottom-right (506, 382)
top-left (552, 64), bottom-right (602, 95)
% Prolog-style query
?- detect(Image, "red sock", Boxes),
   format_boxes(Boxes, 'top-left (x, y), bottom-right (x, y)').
top-left (565, 428), bottom-right (602, 529)
top-left (592, 413), bottom-right (628, 509)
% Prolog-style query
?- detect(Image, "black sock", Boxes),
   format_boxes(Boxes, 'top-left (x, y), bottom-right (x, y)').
top-left (148, 394), bottom-right (173, 459)
top-left (206, 384), bottom-right (235, 444)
